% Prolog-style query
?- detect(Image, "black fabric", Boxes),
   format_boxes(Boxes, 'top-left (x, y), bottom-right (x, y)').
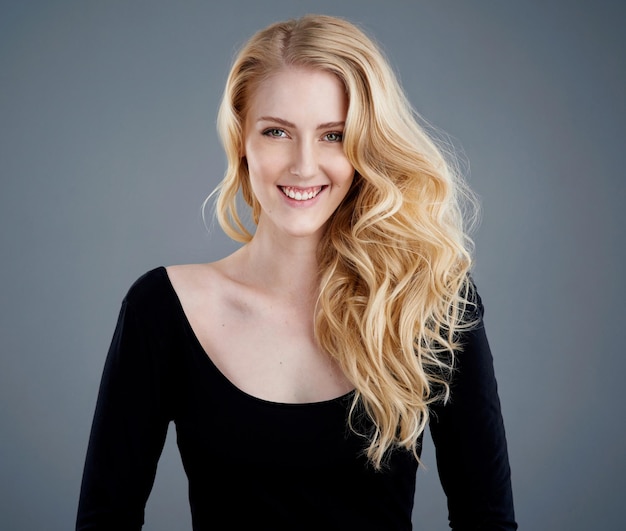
top-left (76, 267), bottom-right (517, 530)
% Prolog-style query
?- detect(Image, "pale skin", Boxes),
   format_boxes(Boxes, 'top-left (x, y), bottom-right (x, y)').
top-left (167, 67), bottom-right (355, 403)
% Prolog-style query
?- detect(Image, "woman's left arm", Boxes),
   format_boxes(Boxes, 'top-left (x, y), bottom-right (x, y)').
top-left (429, 290), bottom-right (518, 530)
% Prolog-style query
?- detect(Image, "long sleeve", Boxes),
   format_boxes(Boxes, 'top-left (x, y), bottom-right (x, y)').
top-left (429, 292), bottom-right (517, 530)
top-left (76, 292), bottom-right (174, 530)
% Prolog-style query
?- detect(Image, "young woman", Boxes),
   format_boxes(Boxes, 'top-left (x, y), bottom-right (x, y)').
top-left (77, 14), bottom-right (517, 530)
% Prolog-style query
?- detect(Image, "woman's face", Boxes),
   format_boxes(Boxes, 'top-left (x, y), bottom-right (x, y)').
top-left (243, 67), bottom-right (355, 242)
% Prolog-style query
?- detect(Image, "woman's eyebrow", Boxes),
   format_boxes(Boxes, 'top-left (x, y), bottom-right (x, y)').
top-left (257, 116), bottom-right (345, 130)
top-left (317, 121), bottom-right (345, 129)
top-left (257, 116), bottom-right (295, 127)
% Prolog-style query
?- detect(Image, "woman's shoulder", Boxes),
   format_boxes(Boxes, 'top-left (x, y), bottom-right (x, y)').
top-left (118, 263), bottom-right (229, 334)
top-left (165, 262), bottom-right (220, 281)
top-left (164, 262), bottom-right (230, 301)
top-left (166, 249), bottom-right (251, 299)
top-left (123, 266), bottom-right (170, 305)
top-left (123, 262), bottom-right (222, 294)
top-left (120, 263), bottom-right (219, 310)
top-left (165, 261), bottom-right (248, 324)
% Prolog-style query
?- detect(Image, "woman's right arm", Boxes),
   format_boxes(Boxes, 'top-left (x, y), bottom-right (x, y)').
top-left (76, 294), bottom-right (173, 530)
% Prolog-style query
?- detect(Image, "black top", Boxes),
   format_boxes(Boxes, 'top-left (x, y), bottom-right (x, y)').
top-left (76, 267), bottom-right (517, 530)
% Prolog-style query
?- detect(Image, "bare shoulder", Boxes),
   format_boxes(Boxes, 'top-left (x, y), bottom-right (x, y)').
top-left (165, 262), bottom-right (228, 304)
top-left (166, 262), bottom-right (218, 288)
top-left (164, 254), bottom-right (249, 314)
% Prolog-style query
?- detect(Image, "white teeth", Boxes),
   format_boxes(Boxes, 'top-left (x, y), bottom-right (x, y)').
top-left (281, 186), bottom-right (323, 201)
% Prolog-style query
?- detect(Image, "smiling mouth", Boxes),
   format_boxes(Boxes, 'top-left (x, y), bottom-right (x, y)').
top-left (279, 185), bottom-right (326, 201)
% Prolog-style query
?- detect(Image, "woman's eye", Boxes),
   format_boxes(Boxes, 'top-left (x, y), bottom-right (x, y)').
top-left (324, 132), bottom-right (343, 142)
top-left (264, 128), bottom-right (286, 138)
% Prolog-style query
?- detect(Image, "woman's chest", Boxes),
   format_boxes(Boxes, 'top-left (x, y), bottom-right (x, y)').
top-left (186, 297), bottom-right (353, 404)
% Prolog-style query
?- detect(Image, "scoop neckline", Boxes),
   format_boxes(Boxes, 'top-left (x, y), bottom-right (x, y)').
top-left (156, 266), bottom-right (356, 409)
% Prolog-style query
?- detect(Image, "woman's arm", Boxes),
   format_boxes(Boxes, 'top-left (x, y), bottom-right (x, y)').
top-left (76, 289), bottom-right (173, 530)
top-left (429, 290), bottom-right (518, 530)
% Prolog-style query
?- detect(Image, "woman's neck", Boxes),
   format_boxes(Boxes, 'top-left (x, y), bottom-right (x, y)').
top-left (228, 225), bottom-right (321, 306)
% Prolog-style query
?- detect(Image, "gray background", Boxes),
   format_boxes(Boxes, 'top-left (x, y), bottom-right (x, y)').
top-left (1, 0), bottom-right (624, 529)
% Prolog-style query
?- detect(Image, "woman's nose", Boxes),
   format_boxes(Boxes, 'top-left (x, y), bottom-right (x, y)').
top-left (290, 140), bottom-right (318, 179)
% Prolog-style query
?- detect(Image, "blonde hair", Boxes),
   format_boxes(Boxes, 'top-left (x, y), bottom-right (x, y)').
top-left (213, 14), bottom-right (479, 469)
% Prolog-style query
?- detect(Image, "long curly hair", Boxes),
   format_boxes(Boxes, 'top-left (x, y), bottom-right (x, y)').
top-left (212, 14), bottom-right (480, 469)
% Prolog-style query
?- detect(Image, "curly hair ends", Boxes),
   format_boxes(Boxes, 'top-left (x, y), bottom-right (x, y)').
top-left (212, 14), bottom-right (480, 469)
